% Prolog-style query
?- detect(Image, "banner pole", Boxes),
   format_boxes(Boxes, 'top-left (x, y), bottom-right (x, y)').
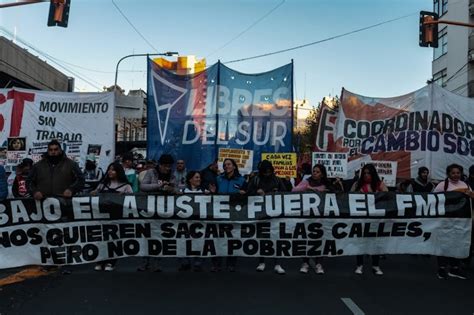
top-left (215, 61), bottom-right (221, 160)
top-left (290, 59), bottom-right (295, 152)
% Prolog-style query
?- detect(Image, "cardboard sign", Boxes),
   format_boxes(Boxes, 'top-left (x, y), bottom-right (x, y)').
top-left (218, 148), bottom-right (254, 175)
top-left (360, 161), bottom-right (398, 187)
top-left (261, 153), bottom-right (297, 178)
top-left (312, 152), bottom-right (348, 178)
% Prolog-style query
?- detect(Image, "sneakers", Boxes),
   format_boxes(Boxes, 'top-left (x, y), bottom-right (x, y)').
top-left (315, 263), bottom-right (325, 275)
top-left (104, 263), bottom-right (115, 272)
top-left (274, 265), bottom-right (286, 275)
top-left (354, 265), bottom-right (363, 275)
top-left (256, 263), bottom-right (266, 272)
top-left (372, 266), bottom-right (383, 276)
top-left (94, 264), bottom-right (103, 271)
top-left (448, 268), bottom-right (468, 280)
top-left (437, 267), bottom-right (448, 279)
top-left (299, 262), bottom-right (309, 274)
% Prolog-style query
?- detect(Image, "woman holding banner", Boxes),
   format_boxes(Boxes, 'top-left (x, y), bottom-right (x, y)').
top-left (292, 164), bottom-right (335, 275)
top-left (248, 160), bottom-right (288, 275)
top-left (91, 162), bottom-right (133, 271)
top-left (350, 164), bottom-right (388, 276)
top-left (433, 164), bottom-right (470, 280)
top-left (212, 158), bottom-right (246, 272)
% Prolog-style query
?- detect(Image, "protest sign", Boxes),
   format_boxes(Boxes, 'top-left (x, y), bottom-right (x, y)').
top-left (315, 84), bottom-right (474, 180)
top-left (218, 148), bottom-right (253, 174)
top-left (0, 88), bottom-right (114, 171)
top-left (312, 152), bottom-right (348, 178)
top-left (0, 192), bottom-right (470, 268)
top-left (261, 153), bottom-right (297, 177)
top-left (360, 161), bottom-right (398, 187)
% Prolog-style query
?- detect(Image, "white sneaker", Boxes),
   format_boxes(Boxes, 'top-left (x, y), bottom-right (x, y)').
top-left (315, 263), bottom-right (325, 275)
top-left (354, 265), bottom-right (363, 275)
top-left (104, 263), bottom-right (115, 272)
top-left (372, 266), bottom-right (383, 276)
top-left (274, 265), bottom-right (285, 275)
top-left (94, 264), bottom-right (102, 271)
top-left (299, 262), bottom-right (310, 274)
top-left (256, 263), bottom-right (266, 272)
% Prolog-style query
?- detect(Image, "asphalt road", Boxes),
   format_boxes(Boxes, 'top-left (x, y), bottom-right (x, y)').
top-left (1, 255), bottom-right (473, 315)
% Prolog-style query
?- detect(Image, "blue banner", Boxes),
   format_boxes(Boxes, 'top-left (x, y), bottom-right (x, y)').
top-left (147, 59), bottom-right (293, 171)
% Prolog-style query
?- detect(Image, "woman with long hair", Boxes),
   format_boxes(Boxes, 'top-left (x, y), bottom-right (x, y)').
top-left (351, 164), bottom-right (388, 276)
top-left (92, 162), bottom-right (132, 272)
top-left (433, 164), bottom-right (471, 280)
top-left (292, 164), bottom-right (334, 275)
top-left (212, 158), bottom-right (246, 272)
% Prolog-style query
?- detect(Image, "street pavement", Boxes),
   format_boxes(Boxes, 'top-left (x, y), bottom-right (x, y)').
top-left (0, 255), bottom-right (473, 315)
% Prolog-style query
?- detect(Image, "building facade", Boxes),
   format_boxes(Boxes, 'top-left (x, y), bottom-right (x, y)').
top-left (0, 36), bottom-right (72, 91)
top-left (431, 0), bottom-right (474, 97)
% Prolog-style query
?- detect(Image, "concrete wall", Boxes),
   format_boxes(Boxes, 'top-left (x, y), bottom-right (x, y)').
top-left (0, 36), bottom-right (70, 91)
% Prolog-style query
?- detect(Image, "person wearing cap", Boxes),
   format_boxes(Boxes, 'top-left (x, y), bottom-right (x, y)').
top-left (82, 155), bottom-right (103, 194)
top-left (121, 152), bottom-right (139, 193)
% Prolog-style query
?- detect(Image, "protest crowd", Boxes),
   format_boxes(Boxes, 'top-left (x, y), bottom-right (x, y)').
top-left (0, 139), bottom-right (472, 280)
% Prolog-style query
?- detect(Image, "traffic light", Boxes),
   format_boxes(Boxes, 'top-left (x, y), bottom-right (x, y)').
top-left (419, 11), bottom-right (439, 48)
top-left (47, 0), bottom-right (71, 27)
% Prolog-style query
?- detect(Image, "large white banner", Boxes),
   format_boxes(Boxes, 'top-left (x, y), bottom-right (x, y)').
top-left (316, 84), bottom-right (474, 180)
top-left (0, 192), bottom-right (470, 268)
top-left (0, 88), bottom-right (114, 170)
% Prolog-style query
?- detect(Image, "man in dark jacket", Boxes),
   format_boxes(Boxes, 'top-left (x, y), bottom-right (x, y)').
top-left (200, 158), bottom-right (219, 191)
top-left (28, 140), bottom-right (84, 199)
top-left (406, 166), bottom-right (434, 193)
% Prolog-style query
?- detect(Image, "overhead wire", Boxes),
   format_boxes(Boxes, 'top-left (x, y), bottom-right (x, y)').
top-left (223, 12), bottom-right (418, 64)
top-left (111, 0), bottom-right (159, 53)
top-left (206, 0), bottom-right (285, 59)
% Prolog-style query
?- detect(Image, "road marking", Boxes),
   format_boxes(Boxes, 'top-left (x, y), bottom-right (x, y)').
top-left (341, 298), bottom-right (365, 315)
top-left (0, 267), bottom-right (52, 287)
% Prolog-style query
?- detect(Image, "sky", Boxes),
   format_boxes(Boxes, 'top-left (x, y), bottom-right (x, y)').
top-left (0, 0), bottom-right (435, 108)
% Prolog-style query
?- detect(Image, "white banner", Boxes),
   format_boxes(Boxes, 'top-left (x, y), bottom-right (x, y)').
top-left (0, 88), bottom-right (114, 170)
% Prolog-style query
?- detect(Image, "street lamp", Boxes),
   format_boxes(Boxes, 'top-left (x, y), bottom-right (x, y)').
top-left (113, 52), bottom-right (179, 91)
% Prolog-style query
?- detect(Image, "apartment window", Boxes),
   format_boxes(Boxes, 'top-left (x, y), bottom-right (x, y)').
top-left (433, 27), bottom-right (447, 59)
top-left (441, 0), bottom-right (448, 15)
top-left (433, 68), bottom-right (447, 86)
top-left (434, 0), bottom-right (439, 15)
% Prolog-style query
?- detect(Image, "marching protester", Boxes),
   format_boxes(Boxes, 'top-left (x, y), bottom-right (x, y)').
top-left (82, 155), bottom-right (103, 194)
top-left (138, 154), bottom-right (177, 272)
top-left (406, 166), bottom-right (434, 193)
top-left (12, 158), bottom-right (33, 198)
top-left (247, 160), bottom-right (288, 275)
top-left (212, 158), bottom-right (246, 272)
top-left (28, 140), bottom-right (85, 200)
top-left (467, 165), bottom-right (474, 191)
top-left (174, 159), bottom-right (187, 191)
top-left (27, 140), bottom-right (84, 274)
top-left (178, 170), bottom-right (212, 272)
top-left (121, 152), bottom-right (139, 193)
top-left (91, 162), bottom-right (133, 271)
top-left (350, 163), bottom-right (388, 276)
top-left (0, 164), bottom-right (7, 201)
top-left (138, 160), bottom-right (156, 184)
top-left (433, 164), bottom-right (471, 280)
top-left (292, 164), bottom-right (335, 275)
top-left (200, 158), bottom-right (219, 192)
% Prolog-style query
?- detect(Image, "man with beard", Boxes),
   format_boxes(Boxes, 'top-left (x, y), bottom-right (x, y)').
top-left (27, 139), bottom-right (84, 274)
top-left (406, 166), bottom-right (435, 193)
top-left (28, 139), bottom-right (84, 200)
